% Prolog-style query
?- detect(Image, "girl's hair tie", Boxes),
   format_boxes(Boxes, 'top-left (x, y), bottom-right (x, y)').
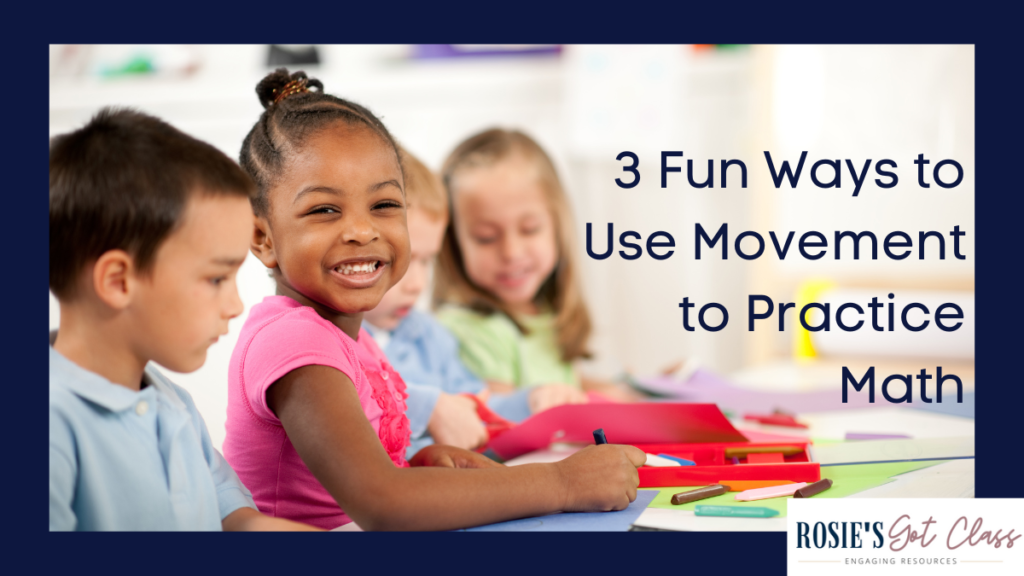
top-left (272, 79), bottom-right (309, 104)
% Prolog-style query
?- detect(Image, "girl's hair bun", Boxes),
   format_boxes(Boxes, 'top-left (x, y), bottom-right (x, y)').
top-left (255, 68), bottom-right (324, 110)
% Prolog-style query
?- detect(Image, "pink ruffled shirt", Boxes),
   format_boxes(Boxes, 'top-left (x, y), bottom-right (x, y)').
top-left (224, 295), bottom-right (410, 529)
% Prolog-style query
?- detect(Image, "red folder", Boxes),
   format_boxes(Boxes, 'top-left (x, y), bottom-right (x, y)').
top-left (486, 402), bottom-right (819, 487)
top-left (486, 403), bottom-right (748, 460)
top-left (632, 441), bottom-right (819, 487)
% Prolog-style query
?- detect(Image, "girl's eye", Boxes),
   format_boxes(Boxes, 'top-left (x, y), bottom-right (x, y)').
top-left (473, 236), bottom-right (497, 245)
top-left (209, 276), bottom-right (227, 287)
top-left (373, 200), bottom-right (403, 210)
top-left (309, 206), bottom-right (339, 215)
top-left (522, 226), bottom-right (542, 236)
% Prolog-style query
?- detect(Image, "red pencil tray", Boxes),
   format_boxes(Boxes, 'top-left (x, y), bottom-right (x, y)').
top-left (631, 441), bottom-right (820, 488)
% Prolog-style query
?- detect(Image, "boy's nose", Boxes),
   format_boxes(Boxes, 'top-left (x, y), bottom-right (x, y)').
top-left (225, 282), bottom-right (244, 319)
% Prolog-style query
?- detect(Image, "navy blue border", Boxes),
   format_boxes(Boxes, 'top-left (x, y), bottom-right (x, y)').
top-left (22, 3), bottom-right (1016, 575)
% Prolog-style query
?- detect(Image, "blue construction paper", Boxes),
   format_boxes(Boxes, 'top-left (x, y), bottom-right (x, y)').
top-left (459, 490), bottom-right (658, 532)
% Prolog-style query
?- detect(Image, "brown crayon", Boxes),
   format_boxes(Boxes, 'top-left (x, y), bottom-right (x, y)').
top-left (724, 446), bottom-right (805, 458)
top-left (670, 484), bottom-right (728, 505)
top-left (793, 479), bottom-right (833, 498)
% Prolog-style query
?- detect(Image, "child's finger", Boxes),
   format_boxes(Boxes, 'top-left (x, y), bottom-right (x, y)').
top-left (623, 445), bottom-right (648, 468)
top-left (457, 450), bottom-right (504, 469)
top-left (431, 453), bottom-right (456, 468)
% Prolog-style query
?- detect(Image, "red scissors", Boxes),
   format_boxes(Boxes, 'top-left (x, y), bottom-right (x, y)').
top-left (461, 393), bottom-right (516, 451)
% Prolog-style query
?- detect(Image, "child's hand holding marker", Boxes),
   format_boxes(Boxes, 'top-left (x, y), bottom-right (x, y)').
top-left (553, 444), bottom-right (646, 512)
top-left (549, 428), bottom-right (645, 512)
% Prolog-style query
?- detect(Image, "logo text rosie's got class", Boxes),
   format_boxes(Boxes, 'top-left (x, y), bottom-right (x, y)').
top-left (797, 515), bottom-right (1021, 551)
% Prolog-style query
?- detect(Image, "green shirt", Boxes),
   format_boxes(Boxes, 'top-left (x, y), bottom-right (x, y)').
top-left (436, 306), bottom-right (577, 389)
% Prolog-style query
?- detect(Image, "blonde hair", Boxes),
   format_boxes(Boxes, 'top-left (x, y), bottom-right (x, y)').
top-left (434, 128), bottom-right (592, 362)
top-left (399, 146), bottom-right (447, 222)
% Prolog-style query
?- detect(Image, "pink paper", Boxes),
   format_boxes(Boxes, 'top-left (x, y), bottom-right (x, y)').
top-left (487, 403), bottom-right (749, 460)
top-left (734, 482), bottom-right (808, 501)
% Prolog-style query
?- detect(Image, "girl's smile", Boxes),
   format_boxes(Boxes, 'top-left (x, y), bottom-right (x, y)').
top-left (329, 256), bottom-right (388, 289)
top-left (495, 265), bottom-right (538, 289)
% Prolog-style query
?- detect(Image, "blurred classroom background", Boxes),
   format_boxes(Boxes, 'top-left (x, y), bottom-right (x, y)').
top-left (49, 45), bottom-right (974, 451)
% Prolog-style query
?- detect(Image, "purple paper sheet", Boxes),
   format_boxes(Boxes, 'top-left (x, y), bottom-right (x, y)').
top-left (411, 45), bottom-right (561, 59)
top-left (635, 369), bottom-right (878, 415)
top-left (844, 432), bottom-right (912, 441)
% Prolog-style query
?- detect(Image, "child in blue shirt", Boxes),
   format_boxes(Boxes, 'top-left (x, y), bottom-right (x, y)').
top-left (362, 149), bottom-right (531, 459)
top-left (49, 109), bottom-right (316, 531)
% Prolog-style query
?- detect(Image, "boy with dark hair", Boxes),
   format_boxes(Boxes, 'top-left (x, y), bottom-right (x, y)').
top-left (49, 108), bottom-right (315, 531)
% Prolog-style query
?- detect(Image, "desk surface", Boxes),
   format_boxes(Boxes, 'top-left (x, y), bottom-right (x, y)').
top-left (502, 406), bottom-right (975, 531)
top-left (332, 406), bottom-right (975, 532)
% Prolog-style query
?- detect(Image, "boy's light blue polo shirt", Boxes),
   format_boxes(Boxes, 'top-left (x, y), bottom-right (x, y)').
top-left (364, 310), bottom-right (531, 459)
top-left (49, 338), bottom-right (256, 531)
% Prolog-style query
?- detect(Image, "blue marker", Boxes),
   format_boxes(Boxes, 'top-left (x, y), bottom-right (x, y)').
top-left (657, 453), bottom-right (696, 466)
top-left (593, 428), bottom-right (608, 444)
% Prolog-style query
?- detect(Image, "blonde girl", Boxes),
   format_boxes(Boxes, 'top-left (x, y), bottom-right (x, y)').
top-left (435, 129), bottom-right (641, 414)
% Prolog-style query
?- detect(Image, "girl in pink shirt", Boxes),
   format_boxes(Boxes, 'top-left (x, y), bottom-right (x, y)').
top-left (223, 68), bottom-right (645, 531)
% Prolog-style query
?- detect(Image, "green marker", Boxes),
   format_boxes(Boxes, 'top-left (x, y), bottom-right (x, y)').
top-left (695, 505), bottom-right (779, 518)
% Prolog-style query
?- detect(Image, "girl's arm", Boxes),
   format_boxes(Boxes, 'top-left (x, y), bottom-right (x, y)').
top-left (268, 365), bottom-right (644, 531)
top-left (222, 507), bottom-right (322, 531)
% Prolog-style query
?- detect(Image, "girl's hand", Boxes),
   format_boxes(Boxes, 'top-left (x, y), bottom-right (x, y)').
top-left (427, 392), bottom-right (489, 450)
top-left (552, 444), bottom-right (646, 512)
top-left (528, 384), bottom-right (589, 414)
top-left (409, 444), bottom-right (504, 469)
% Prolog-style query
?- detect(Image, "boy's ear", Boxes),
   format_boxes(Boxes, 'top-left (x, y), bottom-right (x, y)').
top-left (250, 214), bottom-right (278, 269)
top-left (92, 250), bottom-right (134, 310)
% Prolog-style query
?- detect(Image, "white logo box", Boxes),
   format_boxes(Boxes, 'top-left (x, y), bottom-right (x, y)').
top-left (788, 499), bottom-right (1023, 575)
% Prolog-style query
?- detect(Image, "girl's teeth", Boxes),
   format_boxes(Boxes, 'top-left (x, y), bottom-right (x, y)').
top-left (336, 262), bottom-right (377, 275)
